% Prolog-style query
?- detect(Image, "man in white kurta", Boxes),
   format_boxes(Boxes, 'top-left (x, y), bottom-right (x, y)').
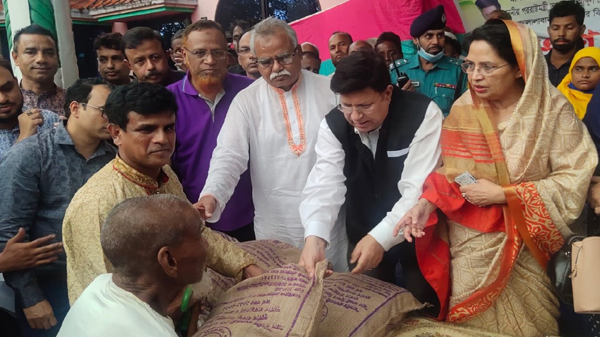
top-left (196, 18), bottom-right (349, 271)
top-left (57, 274), bottom-right (178, 337)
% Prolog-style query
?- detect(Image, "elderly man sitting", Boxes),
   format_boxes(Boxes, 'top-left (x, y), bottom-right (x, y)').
top-left (57, 195), bottom-right (207, 337)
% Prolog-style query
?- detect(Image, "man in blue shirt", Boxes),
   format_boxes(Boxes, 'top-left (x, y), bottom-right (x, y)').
top-left (0, 78), bottom-right (115, 336)
top-left (390, 5), bottom-right (467, 116)
top-left (0, 57), bottom-right (59, 159)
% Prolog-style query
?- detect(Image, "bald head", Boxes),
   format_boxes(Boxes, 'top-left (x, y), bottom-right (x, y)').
top-left (101, 195), bottom-right (204, 279)
top-left (349, 40), bottom-right (374, 54)
top-left (329, 31), bottom-right (353, 66)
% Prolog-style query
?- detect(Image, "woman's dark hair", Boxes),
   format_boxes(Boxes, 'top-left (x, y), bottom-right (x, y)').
top-left (462, 20), bottom-right (518, 67)
top-left (64, 78), bottom-right (111, 118)
top-left (104, 82), bottom-right (178, 130)
top-left (331, 50), bottom-right (391, 94)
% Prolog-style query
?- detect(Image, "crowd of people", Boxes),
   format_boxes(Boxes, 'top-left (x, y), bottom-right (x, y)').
top-left (0, 0), bottom-right (599, 336)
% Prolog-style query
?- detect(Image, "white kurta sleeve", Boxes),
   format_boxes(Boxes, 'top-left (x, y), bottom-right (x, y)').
top-left (299, 119), bottom-right (347, 246)
top-left (369, 101), bottom-right (443, 251)
top-left (200, 96), bottom-right (251, 223)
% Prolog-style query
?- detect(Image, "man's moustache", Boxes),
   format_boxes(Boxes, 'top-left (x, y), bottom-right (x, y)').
top-left (144, 70), bottom-right (161, 80)
top-left (270, 70), bottom-right (291, 80)
top-left (0, 102), bottom-right (15, 108)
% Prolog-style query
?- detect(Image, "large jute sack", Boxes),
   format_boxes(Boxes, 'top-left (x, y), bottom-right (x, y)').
top-left (317, 273), bottom-right (425, 337)
top-left (197, 239), bottom-right (304, 307)
top-left (194, 261), bottom-right (328, 337)
top-left (236, 239), bottom-right (302, 271)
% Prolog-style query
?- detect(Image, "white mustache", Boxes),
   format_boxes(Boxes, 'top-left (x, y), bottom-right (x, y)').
top-left (270, 69), bottom-right (291, 80)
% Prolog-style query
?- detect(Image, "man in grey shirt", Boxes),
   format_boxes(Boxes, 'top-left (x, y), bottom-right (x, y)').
top-left (0, 78), bottom-right (115, 336)
top-left (0, 57), bottom-right (59, 160)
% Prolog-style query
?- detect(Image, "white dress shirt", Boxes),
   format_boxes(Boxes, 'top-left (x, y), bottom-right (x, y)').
top-left (58, 274), bottom-right (177, 337)
top-left (200, 70), bottom-right (349, 271)
top-left (300, 101), bottom-right (443, 251)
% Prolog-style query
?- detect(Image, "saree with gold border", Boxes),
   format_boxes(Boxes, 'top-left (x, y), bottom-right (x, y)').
top-left (416, 21), bottom-right (597, 336)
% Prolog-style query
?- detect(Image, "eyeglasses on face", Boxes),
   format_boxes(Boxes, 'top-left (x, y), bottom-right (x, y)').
top-left (256, 51), bottom-right (297, 69)
top-left (183, 48), bottom-right (228, 60)
top-left (80, 102), bottom-right (106, 118)
top-left (460, 62), bottom-right (509, 75)
top-left (336, 102), bottom-right (377, 115)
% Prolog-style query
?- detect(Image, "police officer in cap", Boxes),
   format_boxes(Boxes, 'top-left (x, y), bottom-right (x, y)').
top-left (390, 5), bottom-right (467, 116)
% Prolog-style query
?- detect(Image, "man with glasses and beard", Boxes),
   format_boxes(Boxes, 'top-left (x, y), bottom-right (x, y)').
top-left (391, 5), bottom-right (466, 117)
top-left (122, 27), bottom-right (185, 86)
top-left (195, 18), bottom-right (349, 272)
top-left (546, 1), bottom-right (586, 87)
top-left (166, 20), bottom-right (255, 242)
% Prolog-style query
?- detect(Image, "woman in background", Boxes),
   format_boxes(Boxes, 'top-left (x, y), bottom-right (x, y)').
top-left (558, 47), bottom-right (600, 119)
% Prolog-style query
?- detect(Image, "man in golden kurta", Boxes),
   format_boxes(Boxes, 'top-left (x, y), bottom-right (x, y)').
top-left (62, 82), bottom-right (262, 304)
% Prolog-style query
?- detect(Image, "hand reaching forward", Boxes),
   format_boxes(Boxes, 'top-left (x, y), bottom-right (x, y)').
top-left (393, 199), bottom-right (435, 243)
top-left (193, 195), bottom-right (217, 220)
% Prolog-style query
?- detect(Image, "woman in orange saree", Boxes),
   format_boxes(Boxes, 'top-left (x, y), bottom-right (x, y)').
top-left (395, 20), bottom-right (597, 336)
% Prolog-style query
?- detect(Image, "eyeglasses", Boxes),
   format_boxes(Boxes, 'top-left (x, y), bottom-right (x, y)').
top-left (256, 51), bottom-right (297, 69)
top-left (337, 102), bottom-right (377, 115)
top-left (183, 48), bottom-right (227, 60)
top-left (460, 62), bottom-right (509, 75)
top-left (80, 102), bottom-right (106, 118)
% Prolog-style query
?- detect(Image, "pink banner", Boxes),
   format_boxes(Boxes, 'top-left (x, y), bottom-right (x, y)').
top-left (290, 0), bottom-right (465, 60)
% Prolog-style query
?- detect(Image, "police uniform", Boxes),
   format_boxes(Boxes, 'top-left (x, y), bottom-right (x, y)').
top-left (389, 5), bottom-right (467, 116)
top-left (390, 55), bottom-right (466, 116)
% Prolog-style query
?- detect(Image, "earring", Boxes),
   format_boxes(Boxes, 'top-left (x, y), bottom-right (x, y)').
top-left (517, 73), bottom-right (522, 78)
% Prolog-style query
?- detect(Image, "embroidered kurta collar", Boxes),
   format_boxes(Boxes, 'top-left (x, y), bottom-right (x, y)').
top-left (112, 155), bottom-right (169, 190)
top-left (270, 73), bottom-right (306, 156)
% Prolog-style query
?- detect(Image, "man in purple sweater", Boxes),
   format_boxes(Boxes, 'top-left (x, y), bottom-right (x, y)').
top-left (167, 20), bottom-right (255, 241)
